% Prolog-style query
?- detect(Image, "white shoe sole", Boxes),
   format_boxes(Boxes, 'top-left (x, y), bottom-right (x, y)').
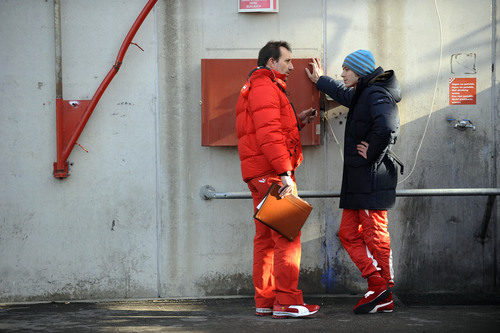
top-left (272, 310), bottom-right (318, 318)
top-left (354, 289), bottom-right (390, 314)
top-left (369, 300), bottom-right (394, 314)
top-left (255, 308), bottom-right (272, 316)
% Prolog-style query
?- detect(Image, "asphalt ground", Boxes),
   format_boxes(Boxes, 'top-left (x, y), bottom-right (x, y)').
top-left (1, 295), bottom-right (499, 332)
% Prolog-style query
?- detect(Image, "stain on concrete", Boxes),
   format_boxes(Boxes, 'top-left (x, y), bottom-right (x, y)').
top-left (369, 0), bottom-right (406, 64)
top-left (298, 267), bottom-right (326, 294)
top-left (0, 280), bottom-right (155, 303)
top-left (447, 216), bottom-right (460, 225)
top-left (37, 82), bottom-right (44, 90)
top-left (196, 273), bottom-right (253, 296)
top-left (322, 211), bottom-right (340, 293)
top-left (320, 207), bottom-right (365, 295)
top-left (195, 267), bottom-right (355, 296)
top-left (398, 192), bottom-right (431, 292)
top-left (321, 265), bottom-right (336, 292)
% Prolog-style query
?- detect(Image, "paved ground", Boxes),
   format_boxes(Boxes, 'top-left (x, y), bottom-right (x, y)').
top-left (1, 295), bottom-right (500, 332)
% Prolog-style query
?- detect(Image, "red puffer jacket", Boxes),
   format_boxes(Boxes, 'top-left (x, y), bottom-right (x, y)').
top-left (236, 68), bottom-right (303, 182)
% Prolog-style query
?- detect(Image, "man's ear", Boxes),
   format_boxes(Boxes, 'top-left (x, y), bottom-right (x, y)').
top-left (267, 58), bottom-right (276, 70)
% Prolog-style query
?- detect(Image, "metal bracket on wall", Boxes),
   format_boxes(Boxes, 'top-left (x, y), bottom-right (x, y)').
top-left (53, 99), bottom-right (91, 178)
top-left (52, 0), bottom-right (158, 178)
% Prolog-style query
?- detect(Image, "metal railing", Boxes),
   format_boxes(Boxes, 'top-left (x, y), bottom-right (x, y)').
top-left (200, 186), bottom-right (500, 243)
top-left (200, 186), bottom-right (500, 200)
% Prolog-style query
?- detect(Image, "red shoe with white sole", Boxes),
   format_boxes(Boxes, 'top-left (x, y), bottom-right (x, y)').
top-left (353, 274), bottom-right (390, 314)
top-left (272, 303), bottom-right (320, 318)
top-left (255, 307), bottom-right (273, 316)
top-left (370, 293), bottom-right (394, 313)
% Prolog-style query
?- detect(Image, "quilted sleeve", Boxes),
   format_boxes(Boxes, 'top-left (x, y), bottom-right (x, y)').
top-left (316, 76), bottom-right (354, 107)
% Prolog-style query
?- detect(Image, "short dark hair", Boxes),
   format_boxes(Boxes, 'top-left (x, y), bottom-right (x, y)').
top-left (257, 41), bottom-right (291, 67)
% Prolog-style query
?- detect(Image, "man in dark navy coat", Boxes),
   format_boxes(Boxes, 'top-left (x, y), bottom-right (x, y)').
top-left (306, 50), bottom-right (401, 314)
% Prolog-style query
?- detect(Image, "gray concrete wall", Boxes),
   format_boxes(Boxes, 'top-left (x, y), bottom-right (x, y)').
top-left (0, 0), bottom-right (498, 302)
top-left (0, 0), bottom-right (158, 301)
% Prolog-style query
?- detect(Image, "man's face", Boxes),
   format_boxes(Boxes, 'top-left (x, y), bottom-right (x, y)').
top-left (268, 46), bottom-right (294, 77)
top-left (341, 66), bottom-right (359, 88)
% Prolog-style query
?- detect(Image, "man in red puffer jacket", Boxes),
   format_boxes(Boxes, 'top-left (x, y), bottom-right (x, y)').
top-left (235, 41), bottom-right (318, 319)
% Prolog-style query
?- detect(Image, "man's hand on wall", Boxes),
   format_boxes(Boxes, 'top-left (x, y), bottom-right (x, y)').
top-left (305, 57), bottom-right (324, 84)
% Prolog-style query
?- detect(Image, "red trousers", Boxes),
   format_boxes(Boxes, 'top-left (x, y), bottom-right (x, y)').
top-left (247, 174), bottom-right (304, 307)
top-left (338, 209), bottom-right (394, 286)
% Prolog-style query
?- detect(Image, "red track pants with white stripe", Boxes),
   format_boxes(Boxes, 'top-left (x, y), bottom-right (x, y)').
top-left (338, 209), bottom-right (394, 286)
top-left (247, 174), bottom-right (304, 308)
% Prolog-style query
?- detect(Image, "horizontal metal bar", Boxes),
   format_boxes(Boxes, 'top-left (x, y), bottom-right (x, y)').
top-left (395, 188), bottom-right (500, 197)
top-left (200, 185), bottom-right (500, 200)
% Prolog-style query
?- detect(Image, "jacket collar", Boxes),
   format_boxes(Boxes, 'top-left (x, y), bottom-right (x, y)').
top-left (250, 67), bottom-right (287, 81)
top-left (249, 67), bottom-right (287, 91)
top-left (349, 67), bottom-right (384, 107)
top-left (356, 67), bottom-right (384, 91)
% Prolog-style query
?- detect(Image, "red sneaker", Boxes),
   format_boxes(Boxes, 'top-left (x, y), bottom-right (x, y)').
top-left (353, 275), bottom-right (390, 314)
top-left (370, 292), bottom-right (394, 313)
top-left (255, 307), bottom-right (273, 316)
top-left (272, 303), bottom-right (320, 318)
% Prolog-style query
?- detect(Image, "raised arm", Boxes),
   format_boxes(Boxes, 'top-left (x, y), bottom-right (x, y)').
top-left (306, 58), bottom-right (354, 107)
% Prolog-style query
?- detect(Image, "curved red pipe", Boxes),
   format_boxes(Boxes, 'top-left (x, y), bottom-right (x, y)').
top-left (62, 0), bottom-right (158, 162)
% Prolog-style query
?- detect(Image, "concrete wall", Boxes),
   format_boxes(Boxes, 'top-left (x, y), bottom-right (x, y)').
top-left (1, 0), bottom-right (158, 301)
top-left (0, 0), bottom-right (498, 302)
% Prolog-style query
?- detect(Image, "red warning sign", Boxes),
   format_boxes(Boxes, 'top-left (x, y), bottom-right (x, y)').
top-left (238, 0), bottom-right (278, 12)
top-left (449, 78), bottom-right (476, 105)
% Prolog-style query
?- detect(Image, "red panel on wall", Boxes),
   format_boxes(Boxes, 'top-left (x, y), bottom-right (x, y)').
top-left (201, 58), bottom-right (320, 146)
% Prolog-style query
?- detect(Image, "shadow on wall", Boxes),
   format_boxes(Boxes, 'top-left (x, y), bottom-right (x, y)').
top-left (418, 21), bottom-right (495, 66)
top-left (300, 84), bottom-right (496, 296)
top-left (315, 4), bottom-right (496, 292)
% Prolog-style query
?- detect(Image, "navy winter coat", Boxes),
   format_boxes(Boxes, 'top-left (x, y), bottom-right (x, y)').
top-left (316, 67), bottom-right (401, 209)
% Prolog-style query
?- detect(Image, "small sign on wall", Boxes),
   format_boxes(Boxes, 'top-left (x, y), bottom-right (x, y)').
top-left (449, 78), bottom-right (476, 105)
top-left (238, 0), bottom-right (278, 12)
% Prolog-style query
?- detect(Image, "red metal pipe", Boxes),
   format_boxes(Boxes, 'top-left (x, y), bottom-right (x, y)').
top-left (61, 0), bottom-right (158, 163)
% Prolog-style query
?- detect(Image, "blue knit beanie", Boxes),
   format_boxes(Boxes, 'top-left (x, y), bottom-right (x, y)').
top-left (342, 50), bottom-right (376, 77)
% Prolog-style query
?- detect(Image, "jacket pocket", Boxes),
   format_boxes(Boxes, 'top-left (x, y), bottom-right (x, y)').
top-left (373, 157), bottom-right (397, 191)
top-left (346, 165), bottom-right (373, 193)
